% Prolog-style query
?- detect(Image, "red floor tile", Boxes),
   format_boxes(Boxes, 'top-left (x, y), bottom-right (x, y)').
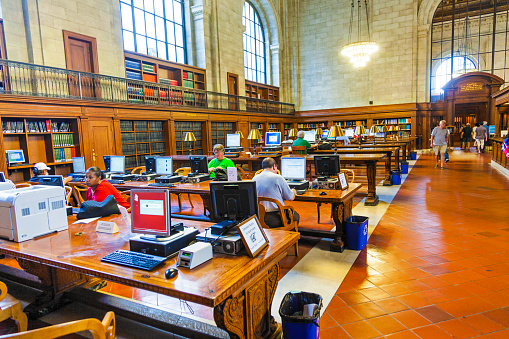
top-left (350, 302), bottom-right (386, 319)
top-left (436, 319), bottom-right (481, 339)
top-left (341, 320), bottom-right (382, 339)
top-left (366, 314), bottom-right (406, 335)
top-left (326, 306), bottom-right (362, 325)
top-left (391, 309), bottom-right (432, 329)
top-left (411, 324), bottom-right (455, 338)
top-left (461, 314), bottom-right (506, 334)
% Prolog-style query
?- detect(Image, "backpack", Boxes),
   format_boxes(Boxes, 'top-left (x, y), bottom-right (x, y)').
top-left (318, 142), bottom-right (332, 150)
top-left (214, 167), bottom-right (243, 181)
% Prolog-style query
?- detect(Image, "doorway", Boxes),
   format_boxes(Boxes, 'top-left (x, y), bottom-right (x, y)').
top-left (227, 73), bottom-right (239, 110)
top-left (87, 120), bottom-right (115, 169)
top-left (454, 103), bottom-right (486, 143)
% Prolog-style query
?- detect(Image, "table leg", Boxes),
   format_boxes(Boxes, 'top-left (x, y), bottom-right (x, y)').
top-left (383, 152), bottom-right (392, 186)
top-left (214, 264), bottom-right (281, 339)
top-left (364, 161), bottom-right (379, 206)
top-left (330, 202), bottom-right (346, 252)
top-left (395, 148), bottom-right (400, 169)
top-left (200, 194), bottom-right (212, 217)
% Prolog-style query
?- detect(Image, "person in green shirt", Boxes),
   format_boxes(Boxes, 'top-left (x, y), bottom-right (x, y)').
top-left (208, 144), bottom-right (235, 179)
top-left (292, 131), bottom-right (318, 148)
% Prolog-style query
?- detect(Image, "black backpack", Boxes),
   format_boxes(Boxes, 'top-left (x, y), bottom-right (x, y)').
top-left (318, 143), bottom-right (332, 150)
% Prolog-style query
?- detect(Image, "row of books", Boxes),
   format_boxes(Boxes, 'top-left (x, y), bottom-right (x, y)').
top-left (54, 147), bottom-right (76, 162)
top-left (182, 71), bottom-right (193, 80)
top-left (53, 133), bottom-right (74, 147)
top-left (126, 71), bottom-right (142, 80)
top-left (142, 63), bottom-right (155, 73)
top-left (297, 123), bottom-right (326, 128)
top-left (125, 59), bottom-right (140, 70)
top-left (150, 142), bottom-right (165, 152)
top-left (183, 79), bottom-right (194, 88)
top-left (122, 144), bottom-right (136, 155)
top-left (2, 121), bottom-right (24, 133)
top-left (160, 78), bottom-right (179, 86)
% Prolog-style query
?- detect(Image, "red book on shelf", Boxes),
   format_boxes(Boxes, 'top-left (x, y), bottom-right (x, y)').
top-left (142, 74), bottom-right (156, 82)
top-left (70, 147), bottom-right (76, 158)
top-left (45, 120), bottom-right (51, 132)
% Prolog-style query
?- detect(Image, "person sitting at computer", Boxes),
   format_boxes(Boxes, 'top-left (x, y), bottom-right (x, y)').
top-left (28, 162), bottom-right (51, 182)
top-left (253, 157), bottom-right (299, 228)
top-left (292, 131), bottom-right (317, 149)
top-left (208, 144), bottom-right (235, 179)
top-left (84, 167), bottom-right (130, 209)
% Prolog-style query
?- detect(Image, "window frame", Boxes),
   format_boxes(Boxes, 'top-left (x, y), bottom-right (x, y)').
top-left (243, 1), bottom-right (267, 84)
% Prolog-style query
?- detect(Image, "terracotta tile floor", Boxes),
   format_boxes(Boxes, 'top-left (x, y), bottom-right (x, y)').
top-left (322, 149), bottom-right (509, 338)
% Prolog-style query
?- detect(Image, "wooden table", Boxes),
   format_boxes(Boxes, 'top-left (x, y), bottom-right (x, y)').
top-left (335, 142), bottom-right (410, 161)
top-left (171, 155), bottom-right (264, 176)
top-left (0, 215), bottom-right (299, 339)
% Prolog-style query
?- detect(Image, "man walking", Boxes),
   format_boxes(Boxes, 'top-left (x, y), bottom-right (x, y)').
top-left (474, 122), bottom-right (487, 154)
top-left (461, 123), bottom-right (473, 150)
top-left (430, 120), bottom-right (449, 169)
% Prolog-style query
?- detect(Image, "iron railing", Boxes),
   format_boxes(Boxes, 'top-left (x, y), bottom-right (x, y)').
top-left (0, 59), bottom-right (294, 115)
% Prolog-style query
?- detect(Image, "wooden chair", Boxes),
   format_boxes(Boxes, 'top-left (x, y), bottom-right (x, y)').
top-left (71, 184), bottom-right (88, 207)
top-left (291, 146), bottom-right (307, 155)
top-left (317, 169), bottom-right (355, 223)
top-left (257, 197), bottom-right (298, 256)
top-left (254, 169), bottom-right (280, 176)
top-left (174, 167), bottom-right (194, 212)
top-left (64, 186), bottom-right (73, 205)
top-left (14, 183), bottom-right (32, 189)
top-left (236, 166), bottom-right (250, 179)
top-left (0, 281), bottom-right (28, 333)
top-left (2, 310), bottom-right (116, 339)
top-left (131, 166), bottom-right (146, 175)
top-left (120, 190), bottom-right (132, 212)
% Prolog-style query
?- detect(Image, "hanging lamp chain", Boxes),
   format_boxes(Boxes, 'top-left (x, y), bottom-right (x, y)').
top-left (348, 0), bottom-right (354, 44)
top-left (364, 0), bottom-right (371, 40)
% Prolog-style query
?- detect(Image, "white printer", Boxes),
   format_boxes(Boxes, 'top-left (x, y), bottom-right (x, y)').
top-left (0, 186), bottom-right (68, 242)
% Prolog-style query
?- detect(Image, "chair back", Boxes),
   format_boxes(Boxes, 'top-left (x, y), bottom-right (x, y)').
top-left (339, 169), bottom-right (355, 183)
top-left (71, 184), bottom-right (88, 207)
top-left (257, 197), bottom-right (297, 232)
top-left (131, 166), bottom-right (146, 174)
top-left (291, 146), bottom-right (307, 155)
top-left (15, 183), bottom-right (32, 188)
top-left (236, 166), bottom-right (250, 179)
top-left (64, 186), bottom-right (73, 205)
top-left (176, 167), bottom-right (192, 176)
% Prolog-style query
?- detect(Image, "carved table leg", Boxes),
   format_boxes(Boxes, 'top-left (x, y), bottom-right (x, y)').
top-left (200, 194), bottom-right (212, 217)
top-left (364, 161), bottom-right (379, 206)
top-left (330, 203), bottom-right (345, 252)
top-left (383, 152), bottom-right (392, 186)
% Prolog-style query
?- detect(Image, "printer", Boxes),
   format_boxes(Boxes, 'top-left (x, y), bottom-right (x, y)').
top-left (0, 186), bottom-right (68, 242)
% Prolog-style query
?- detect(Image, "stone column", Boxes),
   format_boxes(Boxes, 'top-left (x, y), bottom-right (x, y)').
top-left (270, 44), bottom-right (279, 87)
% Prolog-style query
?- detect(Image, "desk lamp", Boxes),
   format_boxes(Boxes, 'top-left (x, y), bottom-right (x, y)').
top-left (354, 125), bottom-right (367, 149)
top-left (315, 128), bottom-right (323, 142)
top-left (184, 132), bottom-right (196, 155)
top-left (288, 128), bottom-right (298, 140)
top-left (329, 125), bottom-right (344, 154)
top-left (394, 125), bottom-right (400, 141)
top-left (235, 130), bottom-right (244, 139)
top-left (380, 125), bottom-right (388, 142)
top-left (248, 129), bottom-right (262, 152)
top-left (369, 125), bottom-right (378, 144)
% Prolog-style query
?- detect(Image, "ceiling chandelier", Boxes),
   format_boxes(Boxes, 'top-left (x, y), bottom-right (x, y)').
top-left (341, 0), bottom-right (378, 68)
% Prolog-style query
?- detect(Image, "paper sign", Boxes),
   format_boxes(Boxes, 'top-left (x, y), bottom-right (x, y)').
top-left (338, 172), bottom-right (348, 190)
top-left (236, 215), bottom-right (269, 257)
top-left (96, 221), bottom-right (119, 234)
top-left (227, 167), bottom-right (238, 181)
top-left (118, 205), bottom-right (131, 226)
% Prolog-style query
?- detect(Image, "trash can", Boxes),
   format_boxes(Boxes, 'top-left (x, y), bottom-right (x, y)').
top-left (400, 161), bottom-right (409, 174)
top-left (344, 216), bottom-right (369, 250)
top-left (410, 151), bottom-right (417, 160)
top-left (391, 170), bottom-right (401, 185)
top-left (279, 291), bottom-right (322, 339)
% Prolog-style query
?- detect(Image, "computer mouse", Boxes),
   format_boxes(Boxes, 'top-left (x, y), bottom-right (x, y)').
top-left (165, 268), bottom-right (178, 279)
top-left (319, 191), bottom-right (327, 195)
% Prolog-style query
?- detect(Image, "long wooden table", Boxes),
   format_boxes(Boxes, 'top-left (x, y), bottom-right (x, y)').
top-left (0, 215), bottom-right (299, 339)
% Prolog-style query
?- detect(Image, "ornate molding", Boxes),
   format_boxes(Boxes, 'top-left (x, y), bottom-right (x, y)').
top-left (191, 5), bottom-right (204, 20)
top-left (214, 294), bottom-right (245, 339)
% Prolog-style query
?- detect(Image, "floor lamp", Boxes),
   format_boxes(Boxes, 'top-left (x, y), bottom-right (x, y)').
top-left (354, 125), bottom-right (367, 149)
top-left (329, 125), bottom-right (344, 154)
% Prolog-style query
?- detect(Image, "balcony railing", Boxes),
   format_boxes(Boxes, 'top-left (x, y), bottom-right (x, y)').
top-left (0, 59), bottom-right (294, 115)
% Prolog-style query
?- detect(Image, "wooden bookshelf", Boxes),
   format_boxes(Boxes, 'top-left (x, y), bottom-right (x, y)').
top-left (119, 120), bottom-right (166, 169)
top-left (372, 117), bottom-right (412, 137)
top-left (296, 122), bottom-right (328, 131)
top-left (1, 117), bottom-right (81, 181)
top-left (175, 121), bottom-right (203, 155)
top-left (250, 122), bottom-right (265, 146)
top-left (245, 80), bottom-right (280, 113)
top-left (211, 122), bottom-right (235, 147)
top-left (283, 123), bottom-right (294, 140)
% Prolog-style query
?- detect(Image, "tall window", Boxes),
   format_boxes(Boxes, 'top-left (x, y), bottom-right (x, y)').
top-left (120, 0), bottom-right (185, 64)
top-left (434, 56), bottom-right (477, 94)
top-left (243, 2), bottom-right (266, 83)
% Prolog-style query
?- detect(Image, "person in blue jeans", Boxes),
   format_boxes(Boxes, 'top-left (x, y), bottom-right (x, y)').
top-left (430, 120), bottom-right (449, 169)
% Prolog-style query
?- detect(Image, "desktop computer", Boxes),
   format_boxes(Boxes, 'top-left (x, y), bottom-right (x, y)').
top-left (138, 156), bottom-right (160, 181)
top-left (280, 157), bottom-right (309, 191)
top-left (261, 132), bottom-right (282, 152)
top-left (184, 156), bottom-right (210, 183)
top-left (224, 133), bottom-right (243, 153)
top-left (70, 157), bottom-right (86, 181)
top-left (104, 156), bottom-right (134, 181)
top-left (313, 155), bottom-right (341, 189)
top-left (303, 130), bottom-right (317, 144)
top-left (151, 157), bottom-right (183, 186)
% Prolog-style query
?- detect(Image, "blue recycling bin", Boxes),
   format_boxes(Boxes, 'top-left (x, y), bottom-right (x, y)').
top-left (345, 216), bottom-right (369, 250)
top-left (280, 292), bottom-right (322, 339)
top-left (400, 162), bottom-right (409, 174)
top-left (410, 151), bottom-right (417, 160)
top-left (391, 170), bottom-right (401, 185)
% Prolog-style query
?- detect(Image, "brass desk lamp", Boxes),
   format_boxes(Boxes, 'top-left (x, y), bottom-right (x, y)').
top-left (248, 129), bottom-right (262, 153)
top-left (354, 125), bottom-right (367, 149)
top-left (379, 125), bottom-right (388, 142)
top-left (329, 125), bottom-right (344, 154)
top-left (184, 132), bottom-right (196, 155)
top-left (288, 128), bottom-right (298, 140)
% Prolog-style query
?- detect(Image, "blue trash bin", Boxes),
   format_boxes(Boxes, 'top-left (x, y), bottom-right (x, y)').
top-left (410, 151), bottom-right (417, 160)
top-left (345, 216), bottom-right (369, 250)
top-left (400, 162), bottom-right (409, 174)
top-left (280, 292), bottom-right (322, 339)
top-left (391, 170), bottom-right (401, 185)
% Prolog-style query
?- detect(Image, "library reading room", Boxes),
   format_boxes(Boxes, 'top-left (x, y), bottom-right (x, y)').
top-left (0, 0), bottom-right (508, 338)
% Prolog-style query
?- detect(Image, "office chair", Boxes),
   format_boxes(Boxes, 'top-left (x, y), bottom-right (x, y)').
top-left (120, 190), bottom-right (132, 212)
top-left (64, 186), bottom-right (73, 205)
top-left (0, 281), bottom-right (27, 333)
top-left (236, 166), bottom-right (250, 179)
top-left (174, 167), bottom-right (194, 212)
top-left (130, 166), bottom-right (146, 175)
top-left (257, 197), bottom-right (298, 256)
top-left (317, 169), bottom-right (355, 223)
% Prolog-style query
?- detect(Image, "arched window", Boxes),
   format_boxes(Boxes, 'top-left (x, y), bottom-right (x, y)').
top-left (243, 1), bottom-right (266, 83)
top-left (433, 56), bottom-right (476, 94)
top-left (119, 0), bottom-right (185, 64)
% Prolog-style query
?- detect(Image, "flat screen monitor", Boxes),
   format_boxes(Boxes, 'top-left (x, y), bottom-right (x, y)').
top-left (265, 132), bottom-right (281, 146)
top-left (322, 130), bottom-right (329, 139)
top-left (280, 157), bottom-right (306, 181)
top-left (210, 181), bottom-right (258, 222)
top-left (144, 155), bottom-right (157, 174)
top-left (314, 155), bottom-right (340, 177)
top-left (488, 125), bottom-right (495, 135)
top-left (189, 156), bottom-right (208, 174)
top-left (72, 157), bottom-right (86, 173)
top-left (6, 150), bottom-right (25, 165)
top-left (303, 130), bottom-right (316, 143)
top-left (104, 156), bottom-right (125, 173)
top-left (0, 172), bottom-right (5, 182)
top-left (155, 156), bottom-right (173, 175)
top-left (344, 129), bottom-right (355, 138)
top-left (36, 175), bottom-right (65, 188)
top-left (226, 133), bottom-right (241, 148)
top-left (130, 189), bottom-right (171, 239)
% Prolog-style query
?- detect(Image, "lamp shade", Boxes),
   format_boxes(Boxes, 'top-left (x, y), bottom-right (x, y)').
top-left (184, 132), bottom-right (196, 142)
top-left (354, 125), bottom-right (367, 136)
top-left (369, 125), bottom-right (378, 134)
top-left (248, 129), bottom-right (262, 140)
top-left (288, 128), bottom-right (299, 138)
top-left (315, 128), bottom-right (323, 136)
top-left (235, 130), bottom-right (244, 138)
top-left (329, 125), bottom-right (344, 138)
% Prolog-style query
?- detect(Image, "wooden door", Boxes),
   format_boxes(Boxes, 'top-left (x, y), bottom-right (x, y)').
top-left (64, 31), bottom-right (99, 98)
top-left (227, 73), bottom-right (239, 110)
top-left (87, 120), bottom-right (115, 169)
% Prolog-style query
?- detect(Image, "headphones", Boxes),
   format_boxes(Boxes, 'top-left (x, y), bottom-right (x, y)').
top-left (33, 166), bottom-right (40, 175)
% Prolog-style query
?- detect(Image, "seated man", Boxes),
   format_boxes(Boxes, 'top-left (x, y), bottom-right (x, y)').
top-left (28, 162), bottom-right (50, 182)
top-left (292, 131), bottom-right (318, 149)
top-left (208, 144), bottom-right (235, 179)
top-left (253, 157), bottom-right (299, 228)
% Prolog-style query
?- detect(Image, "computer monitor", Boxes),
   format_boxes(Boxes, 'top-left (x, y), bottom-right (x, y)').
top-left (189, 156), bottom-right (208, 174)
top-left (344, 129), bottom-right (355, 138)
top-left (488, 125), bottom-right (495, 135)
top-left (210, 181), bottom-right (258, 222)
top-left (280, 157), bottom-right (306, 181)
top-left (5, 150), bottom-right (25, 166)
top-left (0, 172), bottom-right (5, 182)
top-left (314, 155), bottom-right (340, 177)
top-left (226, 133), bottom-right (241, 148)
top-left (322, 130), bottom-right (329, 139)
top-left (265, 132), bottom-right (281, 146)
top-left (144, 155), bottom-right (157, 174)
top-left (155, 156), bottom-right (173, 175)
top-left (36, 175), bottom-right (65, 188)
top-left (104, 156), bottom-right (125, 173)
top-left (130, 189), bottom-right (171, 240)
top-left (72, 157), bottom-right (86, 173)
top-left (303, 130), bottom-right (316, 143)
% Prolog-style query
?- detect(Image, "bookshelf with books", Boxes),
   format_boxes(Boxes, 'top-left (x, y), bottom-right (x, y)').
top-left (250, 122), bottom-right (265, 146)
top-left (283, 123), bottom-right (294, 140)
top-left (372, 117), bottom-right (412, 137)
top-left (333, 120), bottom-right (367, 129)
top-left (174, 121), bottom-right (203, 155)
top-left (296, 122), bottom-right (328, 131)
top-left (1, 117), bottom-right (81, 181)
top-left (245, 80), bottom-right (280, 112)
top-left (120, 120), bottom-right (166, 169)
top-left (211, 122), bottom-right (235, 147)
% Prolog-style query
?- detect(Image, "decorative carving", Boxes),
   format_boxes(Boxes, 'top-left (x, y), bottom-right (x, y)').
top-left (214, 294), bottom-right (245, 339)
top-left (331, 203), bottom-right (345, 252)
top-left (247, 278), bottom-right (269, 338)
top-left (366, 162), bottom-right (377, 200)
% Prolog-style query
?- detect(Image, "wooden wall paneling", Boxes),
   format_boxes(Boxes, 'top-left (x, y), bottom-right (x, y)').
top-left (0, 102), bottom-right (82, 117)
top-left (112, 118), bottom-right (123, 157)
top-left (79, 117), bottom-right (92, 168)
top-left (0, 117), bottom-right (7, 176)
top-left (168, 120), bottom-right (176, 155)
top-left (63, 30), bottom-right (99, 74)
top-left (86, 119), bottom-right (115, 169)
top-left (238, 121), bottom-right (250, 148)
top-left (163, 120), bottom-right (171, 156)
top-left (204, 120), bottom-right (212, 153)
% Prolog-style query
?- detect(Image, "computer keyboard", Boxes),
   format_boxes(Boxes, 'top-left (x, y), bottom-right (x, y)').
top-left (106, 179), bottom-right (124, 184)
top-left (148, 182), bottom-right (175, 187)
top-left (101, 250), bottom-right (167, 271)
